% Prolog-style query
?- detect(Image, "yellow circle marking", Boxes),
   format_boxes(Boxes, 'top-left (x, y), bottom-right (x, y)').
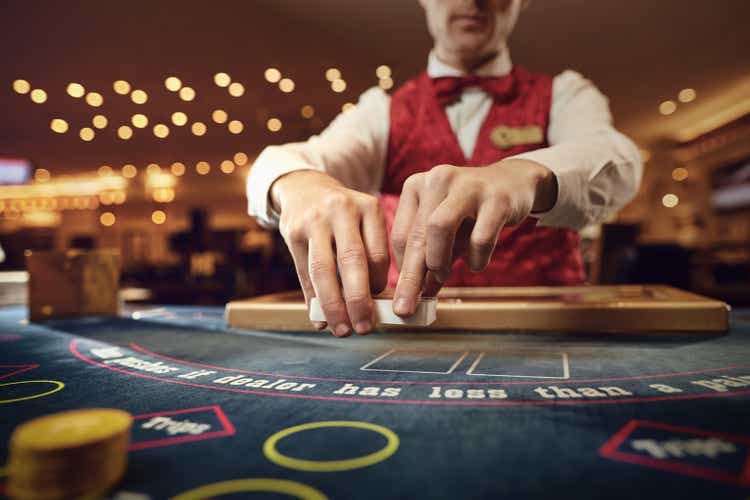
top-left (263, 421), bottom-right (399, 472)
top-left (170, 478), bottom-right (327, 500)
top-left (0, 380), bottom-right (65, 404)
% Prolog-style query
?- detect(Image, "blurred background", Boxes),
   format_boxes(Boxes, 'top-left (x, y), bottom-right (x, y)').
top-left (1, 0), bottom-right (749, 307)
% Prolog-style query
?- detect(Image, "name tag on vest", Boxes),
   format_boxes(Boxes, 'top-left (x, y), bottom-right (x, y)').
top-left (490, 125), bottom-right (544, 149)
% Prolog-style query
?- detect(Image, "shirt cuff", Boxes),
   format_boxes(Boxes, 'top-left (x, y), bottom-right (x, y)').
top-left (246, 147), bottom-right (322, 228)
top-left (509, 149), bottom-right (590, 230)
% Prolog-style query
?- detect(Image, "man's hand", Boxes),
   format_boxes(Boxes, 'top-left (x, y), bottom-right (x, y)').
top-left (271, 170), bottom-right (389, 336)
top-left (390, 159), bottom-right (557, 316)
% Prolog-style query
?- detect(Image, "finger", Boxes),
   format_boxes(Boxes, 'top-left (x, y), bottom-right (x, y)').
top-left (393, 176), bottom-right (448, 317)
top-left (425, 195), bottom-right (477, 282)
top-left (451, 218), bottom-right (474, 262)
top-left (422, 269), bottom-right (445, 298)
top-left (390, 177), bottom-right (420, 272)
top-left (289, 237), bottom-right (326, 330)
top-left (468, 199), bottom-right (509, 272)
top-left (332, 214), bottom-right (375, 335)
top-left (312, 321), bottom-right (327, 330)
top-left (360, 200), bottom-right (390, 295)
top-left (308, 228), bottom-right (352, 337)
top-left (393, 214), bottom-right (428, 317)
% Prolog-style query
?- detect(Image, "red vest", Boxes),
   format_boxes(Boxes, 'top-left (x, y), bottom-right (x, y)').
top-left (380, 68), bottom-right (584, 288)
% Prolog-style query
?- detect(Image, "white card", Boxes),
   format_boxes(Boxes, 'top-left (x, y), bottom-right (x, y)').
top-left (309, 297), bottom-right (437, 326)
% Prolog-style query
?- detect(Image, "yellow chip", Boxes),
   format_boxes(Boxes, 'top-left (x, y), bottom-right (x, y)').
top-left (10, 409), bottom-right (132, 453)
top-left (7, 409), bottom-right (132, 499)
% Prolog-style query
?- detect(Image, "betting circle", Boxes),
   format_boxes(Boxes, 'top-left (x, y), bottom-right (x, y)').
top-left (263, 421), bottom-right (400, 472)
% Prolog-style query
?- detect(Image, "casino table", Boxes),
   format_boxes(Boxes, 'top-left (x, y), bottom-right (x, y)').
top-left (1, 302), bottom-right (749, 499)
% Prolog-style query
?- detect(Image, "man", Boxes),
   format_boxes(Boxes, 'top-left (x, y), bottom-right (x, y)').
top-left (247, 0), bottom-right (642, 337)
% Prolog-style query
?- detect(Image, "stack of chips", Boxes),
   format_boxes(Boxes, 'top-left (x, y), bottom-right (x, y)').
top-left (7, 409), bottom-right (132, 500)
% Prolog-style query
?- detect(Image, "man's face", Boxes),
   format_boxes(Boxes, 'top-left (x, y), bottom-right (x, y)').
top-left (420, 0), bottom-right (525, 61)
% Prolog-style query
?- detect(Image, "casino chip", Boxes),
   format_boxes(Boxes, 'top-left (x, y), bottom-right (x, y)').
top-left (6, 409), bottom-right (132, 500)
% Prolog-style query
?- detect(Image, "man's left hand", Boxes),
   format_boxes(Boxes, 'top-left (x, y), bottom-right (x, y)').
top-left (390, 159), bottom-right (557, 316)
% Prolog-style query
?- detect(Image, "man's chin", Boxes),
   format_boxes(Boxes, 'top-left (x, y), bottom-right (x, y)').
top-left (449, 36), bottom-right (492, 58)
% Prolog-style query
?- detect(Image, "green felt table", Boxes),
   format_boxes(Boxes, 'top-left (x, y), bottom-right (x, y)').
top-left (1, 304), bottom-right (749, 499)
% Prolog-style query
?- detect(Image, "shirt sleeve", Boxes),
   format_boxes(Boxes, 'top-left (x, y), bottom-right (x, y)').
top-left (246, 86), bottom-right (391, 228)
top-left (510, 70), bottom-right (643, 230)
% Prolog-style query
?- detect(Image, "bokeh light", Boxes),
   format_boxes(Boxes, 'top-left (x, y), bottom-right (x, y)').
top-left (191, 122), bottom-right (207, 136)
top-left (264, 68), bottom-right (281, 83)
top-left (172, 112), bottom-right (188, 126)
top-left (153, 188), bottom-right (175, 203)
top-left (121, 164), bottom-right (137, 178)
top-left (196, 161), bottom-right (211, 175)
top-left (228, 82), bottom-right (245, 97)
top-left (378, 77), bottom-right (394, 90)
top-left (267, 118), bottom-right (282, 132)
top-left (153, 124), bottom-right (170, 138)
top-left (331, 79), bottom-right (346, 93)
top-left (50, 118), bottom-right (69, 133)
top-left (117, 125), bottom-right (133, 140)
top-left (131, 89), bottom-right (148, 104)
top-left (212, 109), bottom-right (228, 124)
top-left (325, 68), bottom-right (341, 82)
top-left (165, 76), bottom-right (182, 92)
top-left (672, 167), bottom-right (689, 181)
top-left (279, 78), bottom-right (295, 93)
top-left (131, 114), bottom-right (149, 128)
top-left (79, 127), bottom-right (95, 142)
top-left (179, 87), bottom-right (195, 101)
top-left (100, 212), bottom-right (116, 227)
top-left (228, 120), bottom-right (244, 134)
top-left (233, 152), bottom-right (248, 165)
top-left (85, 92), bottom-right (103, 107)
top-left (113, 80), bottom-right (131, 95)
top-left (151, 210), bottom-right (167, 225)
top-left (92, 115), bottom-right (108, 129)
top-left (13, 79), bottom-right (30, 94)
top-left (678, 88), bottom-right (697, 103)
top-left (30, 89), bottom-right (47, 103)
top-left (376, 65), bottom-right (391, 79)
top-left (100, 191), bottom-right (114, 206)
top-left (34, 169), bottom-right (51, 182)
top-left (300, 105), bottom-right (315, 119)
top-left (220, 160), bottom-right (235, 174)
top-left (662, 193), bottom-right (679, 208)
top-left (170, 162), bottom-right (186, 176)
top-left (113, 191), bottom-right (126, 204)
top-left (67, 83), bottom-right (85, 98)
top-left (214, 72), bottom-right (231, 87)
top-left (659, 100), bottom-right (677, 116)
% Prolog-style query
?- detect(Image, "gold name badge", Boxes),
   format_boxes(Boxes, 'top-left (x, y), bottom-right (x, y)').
top-left (490, 125), bottom-right (544, 149)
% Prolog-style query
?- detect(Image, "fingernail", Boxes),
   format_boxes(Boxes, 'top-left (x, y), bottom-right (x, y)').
top-left (394, 297), bottom-right (412, 315)
top-left (355, 320), bottom-right (372, 334)
top-left (334, 324), bottom-right (351, 337)
top-left (312, 321), bottom-right (327, 330)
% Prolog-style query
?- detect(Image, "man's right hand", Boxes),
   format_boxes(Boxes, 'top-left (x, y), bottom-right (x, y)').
top-left (270, 170), bottom-right (389, 336)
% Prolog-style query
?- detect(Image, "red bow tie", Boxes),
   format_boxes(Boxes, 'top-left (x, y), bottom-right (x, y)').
top-left (432, 74), bottom-right (517, 106)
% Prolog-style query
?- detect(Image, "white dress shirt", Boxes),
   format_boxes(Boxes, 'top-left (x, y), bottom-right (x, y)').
top-left (247, 50), bottom-right (643, 230)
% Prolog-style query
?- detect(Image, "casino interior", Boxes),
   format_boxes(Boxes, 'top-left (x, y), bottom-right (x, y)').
top-left (1, 0), bottom-right (749, 307)
top-left (1, 2), bottom-right (750, 500)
